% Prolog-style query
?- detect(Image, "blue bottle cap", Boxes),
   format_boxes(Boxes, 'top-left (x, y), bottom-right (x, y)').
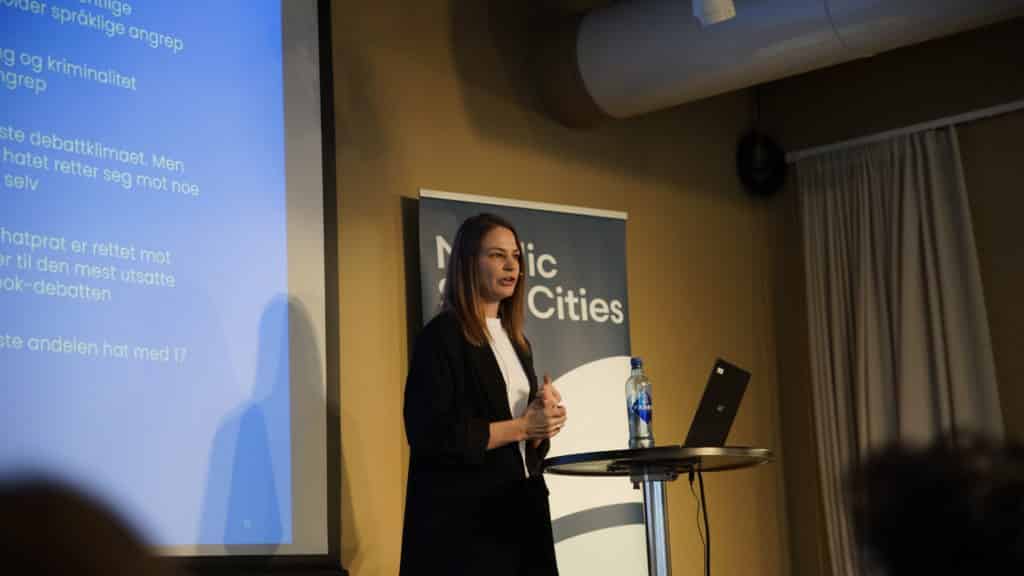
top-left (630, 357), bottom-right (643, 369)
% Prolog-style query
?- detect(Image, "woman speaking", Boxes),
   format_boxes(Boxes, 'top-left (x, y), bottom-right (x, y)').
top-left (400, 213), bottom-right (567, 576)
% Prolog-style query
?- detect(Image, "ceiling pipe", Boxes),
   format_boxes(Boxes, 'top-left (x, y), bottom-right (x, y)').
top-left (538, 0), bottom-right (1024, 128)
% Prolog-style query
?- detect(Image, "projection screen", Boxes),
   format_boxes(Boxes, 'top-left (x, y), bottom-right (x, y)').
top-left (0, 0), bottom-right (334, 558)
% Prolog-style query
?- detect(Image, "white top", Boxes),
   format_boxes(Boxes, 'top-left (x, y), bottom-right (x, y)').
top-left (485, 317), bottom-right (531, 477)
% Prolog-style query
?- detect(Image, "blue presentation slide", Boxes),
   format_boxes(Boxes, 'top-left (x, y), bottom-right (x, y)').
top-left (1, 0), bottom-right (293, 546)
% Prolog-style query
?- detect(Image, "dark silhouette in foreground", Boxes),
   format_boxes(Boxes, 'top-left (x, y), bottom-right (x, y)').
top-left (0, 478), bottom-right (176, 575)
top-left (851, 437), bottom-right (1024, 575)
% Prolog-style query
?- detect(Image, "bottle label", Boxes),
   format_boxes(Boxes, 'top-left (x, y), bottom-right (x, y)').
top-left (632, 392), bottom-right (652, 424)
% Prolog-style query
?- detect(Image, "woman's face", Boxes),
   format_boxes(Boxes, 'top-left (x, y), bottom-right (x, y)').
top-left (476, 226), bottom-right (520, 305)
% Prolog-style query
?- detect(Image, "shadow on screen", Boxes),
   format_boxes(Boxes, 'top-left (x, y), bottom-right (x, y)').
top-left (198, 296), bottom-right (297, 552)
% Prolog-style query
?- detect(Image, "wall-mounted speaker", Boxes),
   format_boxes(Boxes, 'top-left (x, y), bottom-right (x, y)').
top-left (737, 131), bottom-right (786, 197)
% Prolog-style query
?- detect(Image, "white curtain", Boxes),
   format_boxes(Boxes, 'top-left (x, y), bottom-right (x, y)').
top-left (796, 127), bottom-right (1003, 576)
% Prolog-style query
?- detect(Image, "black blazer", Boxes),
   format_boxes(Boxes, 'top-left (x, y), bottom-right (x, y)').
top-left (399, 311), bottom-right (557, 576)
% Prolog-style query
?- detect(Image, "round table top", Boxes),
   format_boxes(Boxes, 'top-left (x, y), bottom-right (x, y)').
top-left (543, 445), bottom-right (774, 477)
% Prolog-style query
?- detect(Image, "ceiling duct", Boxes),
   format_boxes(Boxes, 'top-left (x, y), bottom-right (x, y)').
top-left (539, 0), bottom-right (1024, 128)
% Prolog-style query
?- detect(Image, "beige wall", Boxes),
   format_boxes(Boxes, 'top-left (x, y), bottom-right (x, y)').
top-left (773, 179), bottom-right (831, 576)
top-left (959, 109), bottom-right (1024, 442)
top-left (331, 1), bottom-right (790, 575)
top-left (762, 16), bottom-right (1024, 576)
top-left (761, 17), bottom-right (1024, 152)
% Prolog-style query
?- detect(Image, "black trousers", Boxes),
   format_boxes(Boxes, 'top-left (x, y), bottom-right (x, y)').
top-left (469, 475), bottom-right (559, 576)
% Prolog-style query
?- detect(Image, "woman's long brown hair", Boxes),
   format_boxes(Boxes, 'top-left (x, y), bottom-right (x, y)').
top-left (442, 213), bottom-right (528, 351)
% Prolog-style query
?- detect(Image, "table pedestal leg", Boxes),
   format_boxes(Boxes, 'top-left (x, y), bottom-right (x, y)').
top-left (642, 479), bottom-right (671, 576)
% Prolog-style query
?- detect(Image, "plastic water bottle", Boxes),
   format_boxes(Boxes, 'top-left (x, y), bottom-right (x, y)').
top-left (626, 357), bottom-right (654, 448)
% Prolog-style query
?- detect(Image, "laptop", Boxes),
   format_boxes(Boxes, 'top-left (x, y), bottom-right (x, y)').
top-left (682, 358), bottom-right (750, 447)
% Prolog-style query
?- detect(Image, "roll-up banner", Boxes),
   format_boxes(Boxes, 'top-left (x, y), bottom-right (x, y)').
top-left (417, 189), bottom-right (647, 575)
